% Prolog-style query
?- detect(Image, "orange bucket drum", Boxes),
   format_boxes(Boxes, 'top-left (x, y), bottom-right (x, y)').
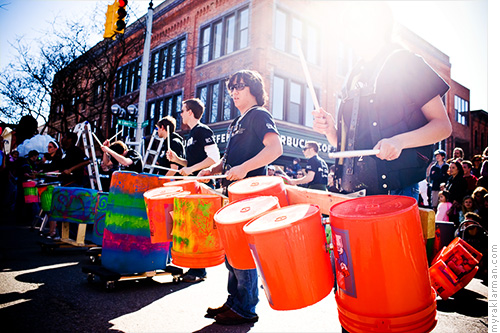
top-left (163, 179), bottom-right (200, 194)
top-left (214, 196), bottom-right (280, 269)
top-left (329, 195), bottom-right (436, 333)
top-left (144, 186), bottom-right (189, 243)
top-left (243, 204), bottom-right (333, 310)
top-left (171, 194), bottom-right (224, 268)
top-left (228, 176), bottom-right (289, 207)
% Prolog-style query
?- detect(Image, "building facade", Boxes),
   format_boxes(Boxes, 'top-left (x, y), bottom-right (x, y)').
top-left (48, 0), bottom-right (486, 169)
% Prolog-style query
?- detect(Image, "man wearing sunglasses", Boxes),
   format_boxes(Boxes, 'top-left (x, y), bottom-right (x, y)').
top-left (288, 141), bottom-right (328, 191)
top-left (166, 98), bottom-right (220, 283)
top-left (198, 70), bottom-right (282, 325)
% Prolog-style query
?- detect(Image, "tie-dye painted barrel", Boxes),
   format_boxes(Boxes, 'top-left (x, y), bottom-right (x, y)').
top-left (23, 181), bottom-right (39, 203)
top-left (91, 192), bottom-right (108, 246)
top-left (101, 171), bottom-right (170, 274)
top-left (171, 194), bottom-right (225, 268)
top-left (38, 183), bottom-right (59, 212)
top-left (50, 186), bottom-right (99, 224)
top-left (144, 186), bottom-right (189, 243)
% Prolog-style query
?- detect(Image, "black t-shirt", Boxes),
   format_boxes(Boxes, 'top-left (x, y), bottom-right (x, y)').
top-left (123, 149), bottom-right (143, 173)
top-left (58, 146), bottom-right (88, 186)
top-left (186, 123), bottom-right (216, 167)
top-left (158, 132), bottom-right (185, 175)
top-left (224, 106), bottom-right (279, 179)
top-left (306, 155), bottom-right (328, 186)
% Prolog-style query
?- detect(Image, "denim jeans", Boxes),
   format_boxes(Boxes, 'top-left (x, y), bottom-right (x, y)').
top-left (388, 183), bottom-right (420, 201)
top-left (224, 258), bottom-right (259, 318)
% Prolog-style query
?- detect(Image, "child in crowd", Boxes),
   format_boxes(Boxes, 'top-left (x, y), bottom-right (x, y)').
top-left (458, 195), bottom-right (478, 224)
top-left (435, 190), bottom-right (452, 221)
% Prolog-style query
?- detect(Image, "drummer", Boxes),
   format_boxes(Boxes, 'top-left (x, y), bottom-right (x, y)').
top-left (198, 70), bottom-right (283, 325)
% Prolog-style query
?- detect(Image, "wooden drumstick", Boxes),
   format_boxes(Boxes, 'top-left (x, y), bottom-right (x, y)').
top-left (295, 39), bottom-right (321, 111)
top-left (108, 129), bottom-right (123, 142)
top-left (328, 149), bottom-right (381, 159)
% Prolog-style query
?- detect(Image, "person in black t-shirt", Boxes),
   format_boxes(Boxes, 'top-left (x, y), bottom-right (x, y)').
top-left (166, 98), bottom-right (220, 284)
top-left (156, 116), bottom-right (185, 176)
top-left (166, 99), bottom-right (219, 177)
top-left (100, 140), bottom-right (143, 174)
top-left (198, 70), bottom-right (282, 326)
top-left (289, 141), bottom-right (328, 190)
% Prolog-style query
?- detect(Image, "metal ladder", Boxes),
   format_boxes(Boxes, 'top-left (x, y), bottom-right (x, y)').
top-left (142, 129), bottom-right (165, 174)
top-left (75, 122), bottom-right (102, 191)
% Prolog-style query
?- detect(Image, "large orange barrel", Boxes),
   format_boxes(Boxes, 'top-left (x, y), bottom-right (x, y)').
top-left (171, 194), bottom-right (224, 268)
top-left (144, 186), bottom-right (189, 243)
top-left (164, 179), bottom-right (200, 194)
top-left (214, 196), bottom-right (280, 269)
top-left (329, 195), bottom-right (436, 333)
top-left (228, 176), bottom-right (288, 207)
top-left (243, 204), bottom-right (333, 310)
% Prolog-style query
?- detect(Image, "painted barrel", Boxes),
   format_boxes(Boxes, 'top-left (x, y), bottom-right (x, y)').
top-left (171, 194), bottom-right (224, 268)
top-left (228, 176), bottom-right (289, 207)
top-left (144, 186), bottom-right (189, 243)
top-left (243, 204), bottom-right (333, 310)
top-left (39, 184), bottom-right (58, 212)
top-left (163, 179), bottom-right (200, 194)
top-left (101, 171), bottom-right (169, 274)
top-left (214, 196), bottom-right (280, 269)
top-left (23, 181), bottom-right (39, 203)
top-left (330, 195), bottom-right (437, 333)
top-left (429, 237), bottom-right (483, 300)
top-left (91, 192), bottom-right (108, 246)
top-left (50, 186), bottom-right (99, 224)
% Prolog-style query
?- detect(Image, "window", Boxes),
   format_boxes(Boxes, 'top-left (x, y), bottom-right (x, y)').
top-left (196, 79), bottom-right (237, 124)
top-left (337, 41), bottom-right (355, 77)
top-left (198, 6), bottom-right (249, 64)
top-left (150, 36), bottom-right (187, 84)
top-left (115, 58), bottom-right (141, 98)
top-left (454, 95), bottom-right (469, 126)
top-left (92, 81), bottom-right (106, 105)
top-left (274, 8), bottom-right (319, 64)
top-left (271, 75), bottom-right (319, 126)
top-left (144, 92), bottom-right (183, 136)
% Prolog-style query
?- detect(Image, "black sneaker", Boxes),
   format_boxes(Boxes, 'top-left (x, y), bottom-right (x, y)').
top-left (205, 304), bottom-right (230, 318)
top-left (215, 309), bottom-right (258, 325)
top-left (181, 274), bottom-right (206, 283)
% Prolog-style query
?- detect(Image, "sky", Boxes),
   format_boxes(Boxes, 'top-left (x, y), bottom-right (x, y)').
top-left (0, 0), bottom-right (490, 113)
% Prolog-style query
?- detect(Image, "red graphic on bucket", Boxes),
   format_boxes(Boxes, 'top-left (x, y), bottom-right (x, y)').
top-left (332, 227), bottom-right (357, 298)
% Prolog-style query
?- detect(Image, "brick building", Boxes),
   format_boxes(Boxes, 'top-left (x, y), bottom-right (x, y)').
top-left (48, 0), bottom-right (487, 168)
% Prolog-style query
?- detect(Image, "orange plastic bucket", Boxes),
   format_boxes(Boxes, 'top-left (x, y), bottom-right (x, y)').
top-left (144, 186), bottom-right (189, 243)
top-left (329, 195), bottom-right (436, 333)
top-left (429, 237), bottom-right (482, 300)
top-left (164, 179), bottom-right (200, 194)
top-left (214, 196), bottom-right (280, 269)
top-left (171, 194), bottom-right (224, 268)
top-left (243, 204), bottom-right (333, 310)
top-left (228, 176), bottom-right (289, 207)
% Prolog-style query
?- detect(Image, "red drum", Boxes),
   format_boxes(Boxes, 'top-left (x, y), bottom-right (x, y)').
top-left (214, 196), bottom-right (280, 269)
top-left (171, 194), bottom-right (224, 268)
top-left (144, 186), bottom-right (189, 243)
top-left (163, 179), bottom-right (200, 194)
top-left (228, 176), bottom-right (288, 207)
top-left (330, 195), bottom-right (437, 333)
top-left (243, 204), bottom-right (333, 310)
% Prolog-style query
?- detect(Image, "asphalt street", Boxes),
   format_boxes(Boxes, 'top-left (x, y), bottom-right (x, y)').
top-left (0, 223), bottom-right (488, 333)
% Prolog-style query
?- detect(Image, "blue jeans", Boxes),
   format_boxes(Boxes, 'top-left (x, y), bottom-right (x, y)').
top-left (389, 183), bottom-right (419, 201)
top-left (224, 258), bottom-right (259, 318)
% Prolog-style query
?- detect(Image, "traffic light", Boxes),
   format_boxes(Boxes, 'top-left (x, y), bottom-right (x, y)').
top-left (103, 0), bottom-right (128, 39)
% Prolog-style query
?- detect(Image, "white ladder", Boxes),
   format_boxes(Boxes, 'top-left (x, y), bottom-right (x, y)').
top-left (75, 122), bottom-right (102, 191)
top-left (142, 129), bottom-right (165, 174)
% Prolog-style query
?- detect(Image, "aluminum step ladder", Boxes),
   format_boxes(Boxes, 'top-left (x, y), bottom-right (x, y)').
top-left (142, 128), bottom-right (165, 174)
top-left (75, 122), bottom-right (102, 191)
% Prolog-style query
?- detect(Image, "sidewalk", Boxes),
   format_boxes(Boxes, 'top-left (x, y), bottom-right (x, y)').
top-left (0, 223), bottom-right (488, 333)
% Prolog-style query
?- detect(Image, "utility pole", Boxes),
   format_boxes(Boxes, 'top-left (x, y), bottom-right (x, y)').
top-left (135, 1), bottom-right (154, 153)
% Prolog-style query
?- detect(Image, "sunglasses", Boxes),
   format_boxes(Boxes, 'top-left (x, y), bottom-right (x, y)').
top-left (302, 147), bottom-right (310, 151)
top-left (228, 83), bottom-right (248, 92)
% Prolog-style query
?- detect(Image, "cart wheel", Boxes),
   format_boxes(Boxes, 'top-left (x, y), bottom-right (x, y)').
top-left (173, 276), bottom-right (180, 284)
top-left (87, 273), bottom-right (95, 283)
top-left (105, 281), bottom-right (115, 291)
top-left (89, 256), bottom-right (96, 263)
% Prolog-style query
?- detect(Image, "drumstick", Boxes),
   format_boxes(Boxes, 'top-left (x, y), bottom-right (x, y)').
top-left (295, 39), bottom-right (321, 111)
top-left (166, 126), bottom-right (170, 151)
top-left (152, 165), bottom-right (179, 172)
top-left (160, 175), bottom-right (228, 180)
top-left (108, 129), bottom-right (123, 142)
top-left (328, 149), bottom-right (381, 159)
top-left (91, 132), bottom-right (103, 147)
